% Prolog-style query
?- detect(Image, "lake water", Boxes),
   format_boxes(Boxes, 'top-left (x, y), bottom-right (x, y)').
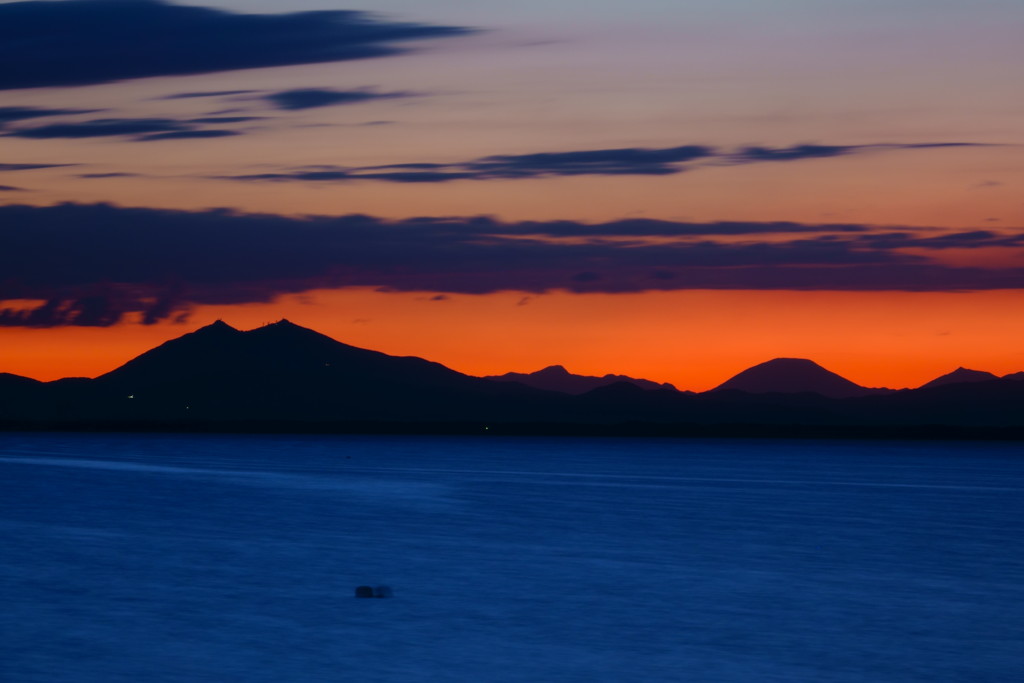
top-left (1, 432), bottom-right (1022, 682)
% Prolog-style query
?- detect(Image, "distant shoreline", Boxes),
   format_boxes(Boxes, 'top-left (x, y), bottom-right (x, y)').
top-left (2, 420), bottom-right (1021, 442)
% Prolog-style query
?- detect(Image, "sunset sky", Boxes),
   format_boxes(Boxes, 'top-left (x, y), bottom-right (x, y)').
top-left (2, 0), bottom-right (1022, 390)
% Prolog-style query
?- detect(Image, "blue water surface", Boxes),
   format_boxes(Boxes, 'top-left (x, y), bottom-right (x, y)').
top-left (1, 433), bottom-right (1022, 682)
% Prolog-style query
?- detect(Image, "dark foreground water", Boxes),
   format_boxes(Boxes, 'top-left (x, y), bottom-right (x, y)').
top-left (1, 433), bottom-right (1022, 682)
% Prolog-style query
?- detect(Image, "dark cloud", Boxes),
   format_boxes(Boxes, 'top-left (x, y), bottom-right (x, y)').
top-left (76, 172), bottom-right (141, 179)
top-left (517, 218), bottom-right (872, 237)
top-left (0, 185), bottom-right (26, 191)
top-left (0, 295), bottom-right (123, 327)
top-left (7, 117), bottom-right (242, 142)
top-left (0, 106), bottom-right (100, 125)
top-left (8, 118), bottom-right (191, 139)
top-left (357, 171), bottom-right (483, 183)
top-left (161, 90), bottom-right (262, 100)
top-left (0, 203), bottom-right (1021, 327)
top-left (0, 162), bottom-right (76, 171)
top-left (728, 142), bottom-right (992, 164)
top-left (465, 145), bottom-right (715, 177)
top-left (135, 129), bottom-right (242, 141)
top-left (225, 141), bottom-right (992, 184)
top-left (917, 230), bottom-right (1010, 248)
top-left (185, 116), bottom-right (266, 124)
top-left (730, 144), bottom-right (855, 162)
top-left (570, 272), bottom-right (603, 283)
top-left (858, 230), bottom-right (1024, 250)
top-left (901, 143), bottom-right (992, 150)
top-left (264, 88), bottom-right (412, 111)
top-left (229, 170), bottom-right (354, 182)
top-left (225, 145), bottom-right (717, 183)
top-left (0, 293), bottom-right (182, 328)
top-left (348, 145), bottom-right (716, 181)
top-left (238, 167), bottom-right (482, 184)
top-left (0, 0), bottom-right (472, 90)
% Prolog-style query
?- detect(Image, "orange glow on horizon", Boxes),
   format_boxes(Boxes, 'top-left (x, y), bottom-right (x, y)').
top-left (3, 288), bottom-right (1022, 392)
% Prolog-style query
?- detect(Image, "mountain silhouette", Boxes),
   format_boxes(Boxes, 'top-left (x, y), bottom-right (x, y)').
top-left (484, 365), bottom-right (678, 395)
top-left (918, 367), bottom-right (999, 389)
top-left (1, 323), bottom-right (1022, 434)
top-left (712, 358), bottom-right (878, 398)
top-left (55, 319), bottom-right (567, 422)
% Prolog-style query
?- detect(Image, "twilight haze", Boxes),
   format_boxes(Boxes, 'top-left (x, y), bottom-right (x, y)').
top-left (1, 0), bottom-right (1022, 391)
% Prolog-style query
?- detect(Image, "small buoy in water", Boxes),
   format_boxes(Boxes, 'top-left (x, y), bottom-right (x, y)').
top-left (355, 585), bottom-right (394, 598)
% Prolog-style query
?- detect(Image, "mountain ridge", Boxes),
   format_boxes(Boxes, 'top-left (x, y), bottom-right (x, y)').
top-left (483, 364), bottom-right (679, 395)
top-left (1, 320), bottom-right (1022, 433)
top-left (918, 367), bottom-right (1000, 389)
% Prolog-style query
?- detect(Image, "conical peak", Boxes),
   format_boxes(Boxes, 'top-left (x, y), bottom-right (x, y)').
top-left (537, 365), bottom-right (570, 375)
top-left (760, 358), bottom-right (823, 368)
top-left (195, 319), bottom-right (238, 334)
top-left (730, 357), bottom-right (842, 379)
top-left (713, 356), bottom-right (867, 398)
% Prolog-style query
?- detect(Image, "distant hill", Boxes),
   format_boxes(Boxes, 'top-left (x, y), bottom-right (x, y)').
top-left (0, 373), bottom-right (44, 418)
top-left (712, 358), bottom-right (880, 398)
top-left (484, 365), bottom-right (678, 395)
top-left (0, 373), bottom-right (41, 388)
top-left (919, 367), bottom-right (1000, 389)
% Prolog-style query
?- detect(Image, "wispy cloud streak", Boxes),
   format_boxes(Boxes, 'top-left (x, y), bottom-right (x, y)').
top-left (0, 106), bottom-right (100, 125)
top-left (226, 142), bottom-right (993, 183)
top-left (6, 117), bottom-right (245, 143)
top-left (263, 88), bottom-right (414, 111)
